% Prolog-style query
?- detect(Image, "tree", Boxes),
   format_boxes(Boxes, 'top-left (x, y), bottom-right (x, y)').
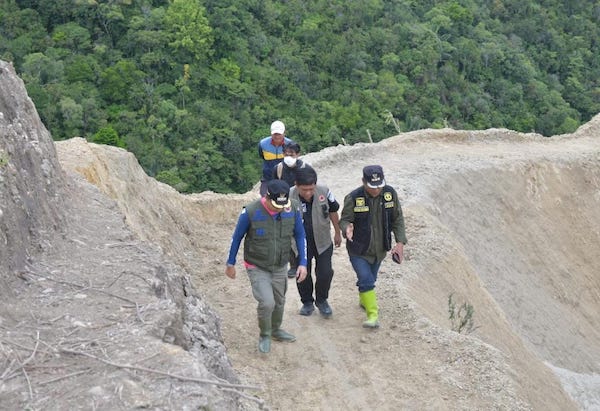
top-left (99, 59), bottom-right (143, 104)
top-left (59, 96), bottom-right (83, 138)
top-left (91, 126), bottom-right (125, 148)
top-left (21, 52), bottom-right (64, 84)
top-left (164, 0), bottom-right (213, 62)
top-left (51, 22), bottom-right (91, 53)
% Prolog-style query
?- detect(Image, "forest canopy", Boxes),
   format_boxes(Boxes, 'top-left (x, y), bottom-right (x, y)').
top-left (1, 0), bottom-right (599, 193)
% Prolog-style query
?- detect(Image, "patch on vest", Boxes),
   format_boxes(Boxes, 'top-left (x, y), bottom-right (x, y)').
top-left (354, 197), bottom-right (369, 212)
top-left (384, 191), bottom-right (395, 208)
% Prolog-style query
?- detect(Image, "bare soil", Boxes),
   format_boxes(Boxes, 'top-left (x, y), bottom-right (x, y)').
top-left (48, 116), bottom-right (600, 410)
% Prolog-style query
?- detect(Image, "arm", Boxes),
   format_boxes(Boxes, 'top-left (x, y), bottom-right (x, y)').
top-left (293, 209), bottom-right (308, 282)
top-left (327, 190), bottom-right (342, 247)
top-left (392, 196), bottom-right (407, 245)
top-left (257, 139), bottom-right (264, 159)
top-left (339, 193), bottom-right (355, 241)
top-left (390, 195), bottom-right (407, 263)
top-left (225, 209), bottom-right (250, 279)
top-left (329, 211), bottom-right (342, 247)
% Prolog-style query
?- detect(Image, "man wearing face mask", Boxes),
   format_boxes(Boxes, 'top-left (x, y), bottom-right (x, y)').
top-left (272, 141), bottom-right (305, 188)
top-left (273, 141), bottom-right (307, 278)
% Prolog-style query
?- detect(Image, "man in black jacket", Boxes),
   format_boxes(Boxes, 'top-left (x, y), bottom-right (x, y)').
top-left (339, 165), bottom-right (407, 328)
top-left (273, 141), bottom-right (307, 277)
top-left (272, 141), bottom-right (305, 189)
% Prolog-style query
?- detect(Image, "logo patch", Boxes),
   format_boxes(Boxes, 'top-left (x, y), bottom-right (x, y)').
top-left (384, 192), bottom-right (393, 202)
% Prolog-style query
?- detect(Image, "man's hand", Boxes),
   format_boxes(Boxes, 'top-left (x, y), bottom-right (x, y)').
top-left (391, 243), bottom-right (404, 264)
top-left (333, 231), bottom-right (342, 247)
top-left (225, 264), bottom-right (236, 279)
top-left (345, 223), bottom-right (354, 241)
top-left (295, 265), bottom-right (308, 283)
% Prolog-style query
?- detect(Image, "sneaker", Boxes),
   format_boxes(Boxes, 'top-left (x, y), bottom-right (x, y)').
top-left (316, 300), bottom-right (333, 318)
top-left (299, 302), bottom-right (314, 316)
top-left (272, 329), bottom-right (296, 342)
top-left (287, 268), bottom-right (297, 278)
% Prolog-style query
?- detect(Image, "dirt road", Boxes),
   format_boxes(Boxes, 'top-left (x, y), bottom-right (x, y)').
top-left (54, 119), bottom-right (600, 410)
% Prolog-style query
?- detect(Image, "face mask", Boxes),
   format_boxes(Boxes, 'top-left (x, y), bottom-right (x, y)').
top-left (283, 156), bottom-right (297, 167)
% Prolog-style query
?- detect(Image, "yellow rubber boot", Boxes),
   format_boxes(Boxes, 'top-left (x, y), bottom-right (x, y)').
top-left (359, 290), bottom-right (379, 328)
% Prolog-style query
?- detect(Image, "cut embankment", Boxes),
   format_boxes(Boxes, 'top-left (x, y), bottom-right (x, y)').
top-left (407, 158), bottom-right (600, 409)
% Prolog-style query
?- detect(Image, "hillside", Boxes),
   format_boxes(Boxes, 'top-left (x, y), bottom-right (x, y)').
top-left (56, 118), bottom-right (600, 408)
top-left (1, 59), bottom-right (250, 410)
top-left (3, 58), bottom-right (600, 409)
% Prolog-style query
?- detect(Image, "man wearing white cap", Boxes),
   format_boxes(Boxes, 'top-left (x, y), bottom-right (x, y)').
top-left (258, 120), bottom-right (292, 195)
top-left (340, 165), bottom-right (407, 328)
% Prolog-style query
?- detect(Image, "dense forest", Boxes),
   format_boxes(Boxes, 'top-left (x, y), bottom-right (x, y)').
top-left (1, 0), bottom-right (599, 193)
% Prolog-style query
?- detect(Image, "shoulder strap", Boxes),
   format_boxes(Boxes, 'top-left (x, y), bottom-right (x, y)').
top-left (277, 162), bottom-right (283, 179)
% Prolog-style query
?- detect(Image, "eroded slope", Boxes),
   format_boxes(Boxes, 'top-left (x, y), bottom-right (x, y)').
top-left (56, 117), bottom-right (600, 410)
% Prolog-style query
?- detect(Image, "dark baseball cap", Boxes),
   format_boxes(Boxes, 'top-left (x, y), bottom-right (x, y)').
top-left (363, 165), bottom-right (385, 188)
top-left (266, 179), bottom-right (291, 209)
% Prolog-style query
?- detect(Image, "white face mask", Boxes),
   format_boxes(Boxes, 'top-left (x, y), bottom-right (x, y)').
top-left (283, 156), bottom-right (297, 167)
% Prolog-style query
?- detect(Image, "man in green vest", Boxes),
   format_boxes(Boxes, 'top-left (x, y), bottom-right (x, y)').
top-left (340, 165), bottom-right (407, 328)
top-left (289, 165), bottom-right (342, 317)
top-left (225, 179), bottom-right (308, 353)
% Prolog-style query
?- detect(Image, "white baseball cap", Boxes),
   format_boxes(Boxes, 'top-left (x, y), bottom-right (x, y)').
top-left (270, 120), bottom-right (285, 135)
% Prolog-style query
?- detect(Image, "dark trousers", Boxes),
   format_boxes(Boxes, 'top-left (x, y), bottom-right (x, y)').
top-left (297, 244), bottom-right (334, 304)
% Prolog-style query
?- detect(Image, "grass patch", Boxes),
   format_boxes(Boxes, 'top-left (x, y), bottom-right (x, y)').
top-left (448, 293), bottom-right (477, 334)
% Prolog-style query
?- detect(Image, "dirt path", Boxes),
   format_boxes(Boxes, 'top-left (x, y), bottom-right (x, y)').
top-left (55, 120), bottom-right (600, 410)
top-left (196, 126), bottom-right (600, 410)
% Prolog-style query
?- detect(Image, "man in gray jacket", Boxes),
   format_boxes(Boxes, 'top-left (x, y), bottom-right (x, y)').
top-left (289, 165), bottom-right (342, 317)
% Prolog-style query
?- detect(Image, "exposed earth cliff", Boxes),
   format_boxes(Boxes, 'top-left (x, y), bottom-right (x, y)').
top-left (2, 59), bottom-right (600, 410)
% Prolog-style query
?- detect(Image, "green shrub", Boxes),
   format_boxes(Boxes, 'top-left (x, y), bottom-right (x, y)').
top-left (448, 293), bottom-right (476, 334)
top-left (91, 126), bottom-right (125, 148)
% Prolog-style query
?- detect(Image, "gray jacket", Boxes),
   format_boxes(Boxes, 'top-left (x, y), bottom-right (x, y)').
top-left (290, 185), bottom-right (334, 255)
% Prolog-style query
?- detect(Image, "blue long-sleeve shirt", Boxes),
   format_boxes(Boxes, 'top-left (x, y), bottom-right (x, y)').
top-left (227, 198), bottom-right (307, 268)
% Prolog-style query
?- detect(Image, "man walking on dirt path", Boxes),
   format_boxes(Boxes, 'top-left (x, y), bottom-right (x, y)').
top-left (258, 120), bottom-right (292, 196)
top-left (289, 165), bottom-right (342, 317)
top-left (272, 140), bottom-right (308, 278)
top-left (340, 165), bottom-right (406, 328)
top-left (272, 141), bottom-right (305, 189)
top-left (225, 179), bottom-right (308, 353)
